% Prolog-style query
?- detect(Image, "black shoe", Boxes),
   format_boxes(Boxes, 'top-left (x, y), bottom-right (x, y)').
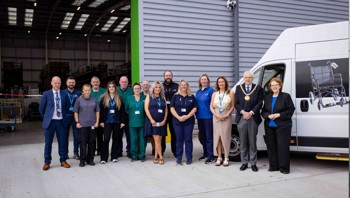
top-left (251, 165), bottom-right (259, 172)
top-left (131, 158), bottom-right (137, 162)
top-left (73, 153), bottom-right (80, 160)
top-left (176, 160), bottom-right (182, 165)
top-left (280, 169), bottom-right (290, 174)
top-left (186, 160), bottom-right (192, 165)
top-left (205, 158), bottom-right (215, 164)
top-left (79, 162), bottom-right (85, 167)
top-left (240, 164), bottom-right (248, 171)
top-left (140, 158), bottom-right (146, 162)
top-left (268, 168), bottom-right (279, 172)
top-left (198, 156), bottom-right (206, 161)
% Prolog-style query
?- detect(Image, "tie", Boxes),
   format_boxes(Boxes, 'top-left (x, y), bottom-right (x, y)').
top-left (55, 91), bottom-right (61, 117)
top-left (246, 86), bottom-right (250, 93)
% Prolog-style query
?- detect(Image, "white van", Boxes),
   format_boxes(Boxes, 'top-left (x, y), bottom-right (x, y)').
top-left (229, 21), bottom-right (349, 161)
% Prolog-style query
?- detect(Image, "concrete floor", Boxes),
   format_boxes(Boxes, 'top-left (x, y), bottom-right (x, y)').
top-left (0, 121), bottom-right (348, 198)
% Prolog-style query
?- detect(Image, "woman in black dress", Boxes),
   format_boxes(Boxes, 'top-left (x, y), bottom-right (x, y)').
top-left (144, 81), bottom-right (168, 165)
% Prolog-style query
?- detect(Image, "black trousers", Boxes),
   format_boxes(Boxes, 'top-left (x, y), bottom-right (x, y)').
top-left (265, 125), bottom-right (292, 171)
top-left (118, 121), bottom-right (130, 156)
top-left (101, 123), bottom-right (121, 161)
top-left (95, 126), bottom-right (104, 154)
top-left (162, 118), bottom-right (176, 156)
top-left (79, 127), bottom-right (96, 163)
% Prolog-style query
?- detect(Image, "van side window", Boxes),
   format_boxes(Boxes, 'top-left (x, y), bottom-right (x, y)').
top-left (261, 64), bottom-right (285, 96)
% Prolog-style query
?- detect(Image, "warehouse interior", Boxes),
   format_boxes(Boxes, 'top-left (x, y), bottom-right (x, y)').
top-left (0, 0), bottom-right (131, 125)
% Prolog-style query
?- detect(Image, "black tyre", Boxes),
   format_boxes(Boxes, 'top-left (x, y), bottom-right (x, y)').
top-left (229, 125), bottom-right (241, 162)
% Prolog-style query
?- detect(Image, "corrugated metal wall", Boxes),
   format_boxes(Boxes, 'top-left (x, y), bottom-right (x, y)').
top-left (237, 0), bottom-right (349, 77)
top-left (140, 0), bottom-right (235, 90)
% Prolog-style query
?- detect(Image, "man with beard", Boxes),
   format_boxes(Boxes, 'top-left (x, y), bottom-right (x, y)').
top-left (163, 70), bottom-right (178, 157)
top-left (63, 77), bottom-right (81, 159)
top-left (90, 76), bottom-right (106, 155)
top-left (117, 76), bottom-right (133, 158)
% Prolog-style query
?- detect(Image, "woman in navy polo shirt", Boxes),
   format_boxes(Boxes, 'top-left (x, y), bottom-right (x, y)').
top-left (170, 80), bottom-right (197, 165)
top-left (195, 74), bottom-right (214, 164)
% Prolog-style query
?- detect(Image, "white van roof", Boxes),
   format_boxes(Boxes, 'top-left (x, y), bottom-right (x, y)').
top-left (255, 21), bottom-right (348, 67)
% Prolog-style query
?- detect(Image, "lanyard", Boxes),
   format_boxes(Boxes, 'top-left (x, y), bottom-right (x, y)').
top-left (67, 92), bottom-right (74, 106)
top-left (109, 97), bottom-right (115, 108)
top-left (180, 96), bottom-right (187, 107)
top-left (218, 91), bottom-right (225, 109)
top-left (156, 97), bottom-right (161, 109)
top-left (135, 97), bottom-right (140, 109)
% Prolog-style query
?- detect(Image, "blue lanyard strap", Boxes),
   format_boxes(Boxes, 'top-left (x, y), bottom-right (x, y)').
top-left (156, 97), bottom-right (161, 109)
top-left (180, 96), bottom-right (187, 107)
top-left (67, 92), bottom-right (74, 106)
top-left (135, 97), bottom-right (140, 109)
top-left (109, 97), bottom-right (115, 108)
top-left (218, 91), bottom-right (225, 108)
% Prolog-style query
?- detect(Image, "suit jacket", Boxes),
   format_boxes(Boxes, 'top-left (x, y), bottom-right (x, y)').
top-left (39, 89), bottom-right (67, 129)
top-left (234, 83), bottom-right (263, 124)
top-left (261, 92), bottom-right (295, 127)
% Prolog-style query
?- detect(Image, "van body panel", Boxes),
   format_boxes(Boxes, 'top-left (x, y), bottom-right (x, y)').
top-left (232, 21), bottom-right (349, 155)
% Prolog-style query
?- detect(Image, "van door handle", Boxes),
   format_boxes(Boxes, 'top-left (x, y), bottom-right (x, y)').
top-left (300, 100), bottom-right (309, 112)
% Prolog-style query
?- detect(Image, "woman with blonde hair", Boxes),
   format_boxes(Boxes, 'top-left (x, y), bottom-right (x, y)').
top-left (99, 81), bottom-right (125, 164)
top-left (144, 81), bottom-right (168, 165)
top-left (210, 77), bottom-right (234, 167)
top-left (170, 80), bottom-right (197, 165)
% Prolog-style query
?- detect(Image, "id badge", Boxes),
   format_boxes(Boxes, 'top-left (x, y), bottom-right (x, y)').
top-left (166, 101), bottom-right (170, 104)
top-left (135, 110), bottom-right (140, 115)
top-left (109, 109), bottom-right (115, 114)
top-left (219, 108), bottom-right (224, 114)
top-left (181, 108), bottom-right (186, 113)
top-left (158, 109), bottom-right (163, 113)
top-left (69, 107), bottom-right (74, 111)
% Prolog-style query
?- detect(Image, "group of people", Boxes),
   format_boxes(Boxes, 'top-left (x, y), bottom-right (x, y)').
top-left (40, 70), bottom-right (295, 174)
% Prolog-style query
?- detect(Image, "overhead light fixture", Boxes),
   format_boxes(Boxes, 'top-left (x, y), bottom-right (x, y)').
top-left (28, 30), bottom-right (30, 33)
top-left (56, 36), bottom-right (59, 39)
top-left (75, 14), bottom-right (89, 30)
top-left (96, 23), bottom-right (99, 26)
top-left (61, 12), bottom-right (74, 29)
top-left (77, 6), bottom-right (81, 10)
top-left (8, 7), bottom-right (17, 25)
top-left (107, 40), bottom-right (111, 43)
top-left (113, 17), bottom-right (130, 33)
top-left (122, 30), bottom-right (126, 33)
top-left (59, 32), bottom-right (62, 35)
top-left (110, 9), bottom-right (115, 13)
top-left (84, 34), bottom-right (87, 37)
top-left (101, 16), bottom-right (118, 32)
top-left (34, 2), bottom-right (37, 7)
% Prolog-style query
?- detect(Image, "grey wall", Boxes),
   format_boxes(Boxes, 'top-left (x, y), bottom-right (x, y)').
top-left (237, 0), bottom-right (349, 78)
top-left (140, 0), bottom-right (235, 91)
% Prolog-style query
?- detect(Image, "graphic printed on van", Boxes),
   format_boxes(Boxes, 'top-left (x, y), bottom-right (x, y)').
top-left (296, 58), bottom-right (349, 110)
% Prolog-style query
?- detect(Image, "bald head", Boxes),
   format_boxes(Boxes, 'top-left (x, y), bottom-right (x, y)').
top-left (51, 76), bottom-right (61, 91)
top-left (119, 76), bottom-right (129, 90)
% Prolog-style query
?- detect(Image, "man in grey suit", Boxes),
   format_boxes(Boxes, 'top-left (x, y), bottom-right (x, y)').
top-left (234, 71), bottom-right (263, 172)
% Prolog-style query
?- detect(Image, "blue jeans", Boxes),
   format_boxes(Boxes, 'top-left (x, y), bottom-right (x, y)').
top-left (44, 120), bottom-right (67, 163)
top-left (197, 118), bottom-right (214, 160)
top-left (173, 123), bottom-right (194, 162)
top-left (66, 115), bottom-right (79, 154)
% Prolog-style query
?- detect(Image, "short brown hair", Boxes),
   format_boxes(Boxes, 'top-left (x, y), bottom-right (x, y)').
top-left (268, 77), bottom-right (283, 92)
